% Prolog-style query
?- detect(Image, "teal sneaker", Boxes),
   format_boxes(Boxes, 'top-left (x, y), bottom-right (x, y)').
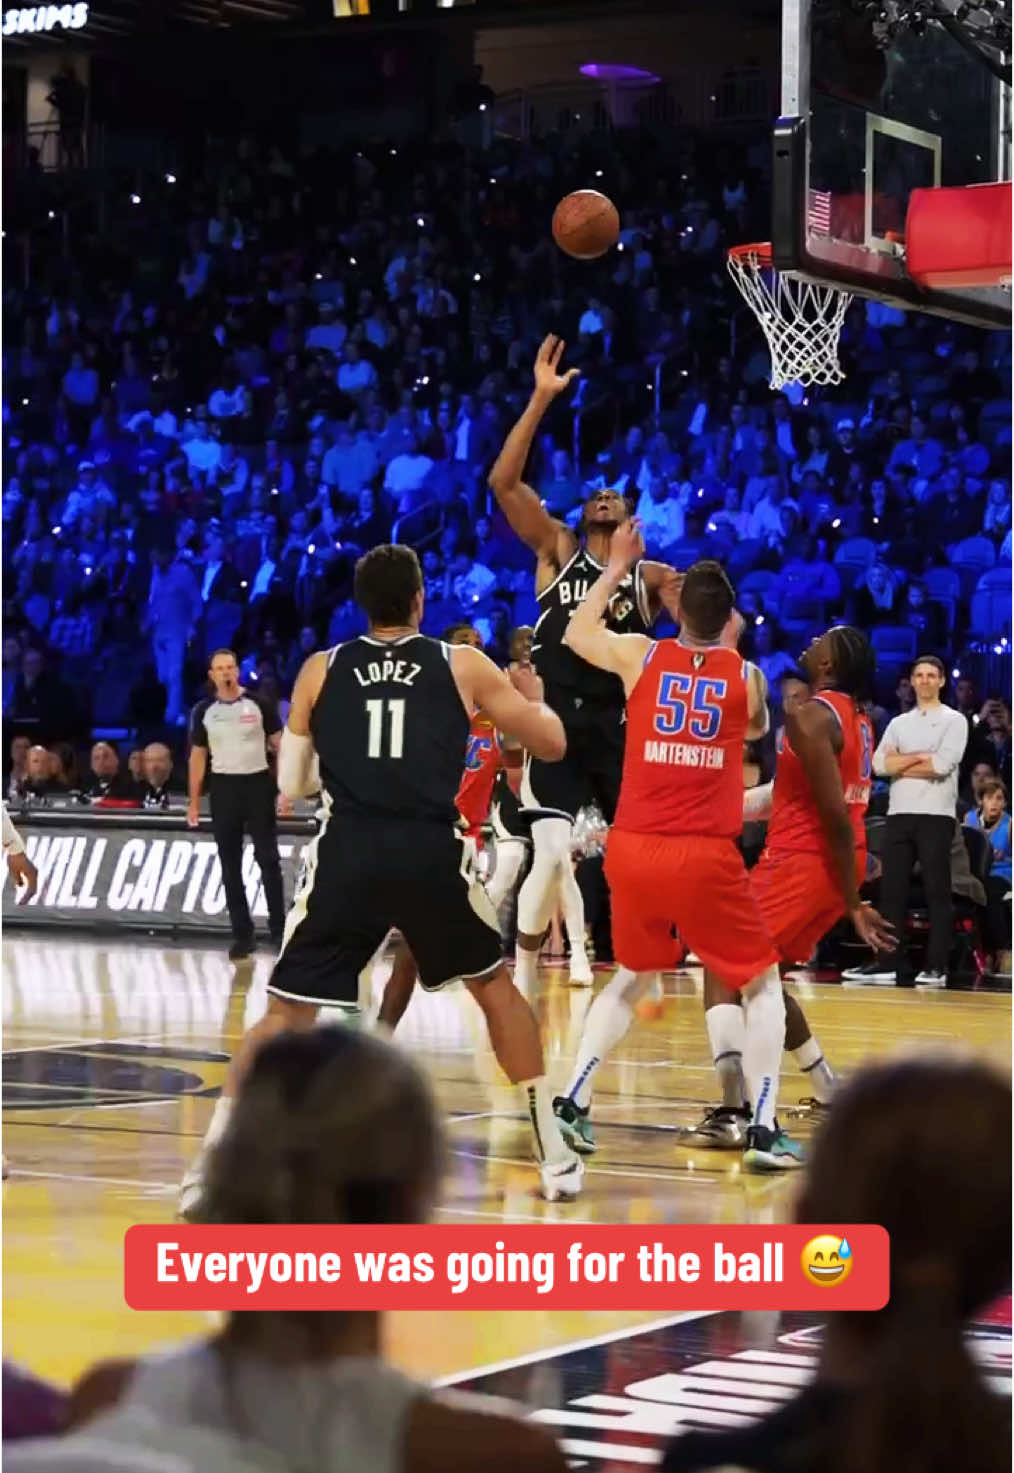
top-left (743, 1124), bottom-right (806, 1172)
top-left (553, 1096), bottom-right (597, 1154)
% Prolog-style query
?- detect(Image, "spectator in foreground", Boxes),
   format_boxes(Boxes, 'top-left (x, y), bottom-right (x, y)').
top-left (663, 1056), bottom-right (1011, 1473)
top-left (20, 1030), bottom-right (566, 1473)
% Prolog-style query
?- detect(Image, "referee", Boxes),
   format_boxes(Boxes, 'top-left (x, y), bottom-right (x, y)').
top-left (187, 648), bottom-right (287, 960)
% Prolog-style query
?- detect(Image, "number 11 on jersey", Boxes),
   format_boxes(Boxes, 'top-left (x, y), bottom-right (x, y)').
top-left (366, 698), bottom-right (405, 759)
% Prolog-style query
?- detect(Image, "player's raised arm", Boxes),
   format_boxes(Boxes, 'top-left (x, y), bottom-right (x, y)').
top-left (451, 646), bottom-right (565, 762)
top-left (744, 662), bottom-right (771, 741)
top-left (277, 650), bottom-right (327, 798)
top-left (787, 699), bottom-right (894, 953)
top-left (564, 518), bottom-right (653, 692)
top-left (488, 336), bottom-right (579, 563)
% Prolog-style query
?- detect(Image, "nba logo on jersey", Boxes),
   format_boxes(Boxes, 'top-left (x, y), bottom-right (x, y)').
top-left (692, 653), bottom-right (705, 670)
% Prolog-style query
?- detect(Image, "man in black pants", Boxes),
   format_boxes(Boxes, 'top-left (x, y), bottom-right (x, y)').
top-left (187, 648), bottom-right (286, 960)
top-left (846, 654), bottom-right (968, 989)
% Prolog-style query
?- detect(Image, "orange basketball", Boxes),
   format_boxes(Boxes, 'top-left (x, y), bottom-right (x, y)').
top-left (552, 189), bottom-right (620, 260)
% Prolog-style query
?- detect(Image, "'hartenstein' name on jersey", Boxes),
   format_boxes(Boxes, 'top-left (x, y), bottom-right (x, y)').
top-left (353, 656), bottom-right (422, 688)
top-left (643, 739), bottom-right (726, 769)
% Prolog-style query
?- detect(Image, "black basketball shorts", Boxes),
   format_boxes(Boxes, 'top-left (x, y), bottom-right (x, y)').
top-left (268, 814), bottom-right (502, 1008)
top-left (520, 693), bottom-right (626, 824)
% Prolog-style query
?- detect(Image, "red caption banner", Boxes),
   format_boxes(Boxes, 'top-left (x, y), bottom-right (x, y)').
top-left (125, 1224), bottom-right (888, 1312)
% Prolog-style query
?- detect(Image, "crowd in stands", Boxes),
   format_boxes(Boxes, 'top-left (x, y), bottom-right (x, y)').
top-left (2, 120), bottom-right (1011, 788)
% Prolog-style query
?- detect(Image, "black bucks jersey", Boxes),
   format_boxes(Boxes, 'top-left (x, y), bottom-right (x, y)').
top-left (532, 549), bottom-right (652, 705)
top-left (311, 633), bottom-right (469, 823)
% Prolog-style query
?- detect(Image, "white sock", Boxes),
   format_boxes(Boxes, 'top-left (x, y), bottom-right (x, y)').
top-left (520, 1076), bottom-right (569, 1164)
top-left (741, 965), bottom-right (785, 1132)
top-left (705, 1003), bottom-right (747, 1109)
top-left (793, 1035), bottom-right (836, 1104)
top-left (559, 862), bottom-right (588, 959)
top-left (564, 966), bottom-right (651, 1108)
top-left (514, 947), bottom-right (540, 989)
top-left (203, 1096), bottom-right (233, 1149)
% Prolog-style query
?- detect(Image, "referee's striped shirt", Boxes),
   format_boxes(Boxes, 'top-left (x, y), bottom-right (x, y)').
top-left (189, 690), bottom-right (280, 774)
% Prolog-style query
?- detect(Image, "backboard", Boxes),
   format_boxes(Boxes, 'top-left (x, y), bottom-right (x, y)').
top-left (772, 0), bottom-right (1012, 327)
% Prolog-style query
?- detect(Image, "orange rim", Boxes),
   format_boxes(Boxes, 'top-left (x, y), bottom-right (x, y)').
top-left (727, 241), bottom-right (773, 265)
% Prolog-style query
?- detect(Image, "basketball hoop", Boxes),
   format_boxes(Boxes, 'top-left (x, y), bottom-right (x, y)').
top-left (727, 242), bottom-right (853, 389)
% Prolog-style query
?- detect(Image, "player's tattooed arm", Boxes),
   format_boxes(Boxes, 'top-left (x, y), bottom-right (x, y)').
top-left (488, 336), bottom-right (578, 577)
top-left (452, 646), bottom-right (566, 762)
top-left (565, 518), bottom-right (652, 691)
top-left (788, 699), bottom-right (895, 952)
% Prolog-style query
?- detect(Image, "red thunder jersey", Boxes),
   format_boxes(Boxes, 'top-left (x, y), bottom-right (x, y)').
top-left (614, 642), bottom-right (751, 838)
top-left (456, 714), bottom-right (500, 835)
top-left (766, 690), bottom-right (873, 857)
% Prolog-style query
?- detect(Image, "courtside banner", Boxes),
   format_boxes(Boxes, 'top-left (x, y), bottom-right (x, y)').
top-left (125, 1225), bottom-right (889, 1312)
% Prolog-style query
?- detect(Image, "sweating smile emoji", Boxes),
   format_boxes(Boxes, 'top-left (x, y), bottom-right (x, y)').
top-left (801, 1235), bottom-right (853, 1286)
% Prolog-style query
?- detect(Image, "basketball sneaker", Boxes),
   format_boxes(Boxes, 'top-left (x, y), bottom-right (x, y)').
top-left (841, 961), bottom-right (896, 986)
top-left (553, 1096), bottom-right (596, 1154)
top-left (540, 1151), bottom-right (584, 1202)
top-left (679, 1105), bottom-right (751, 1149)
top-left (743, 1125), bottom-right (806, 1172)
top-left (914, 970), bottom-right (947, 990)
top-left (178, 1156), bottom-right (210, 1222)
top-left (568, 950), bottom-right (595, 987)
top-left (785, 1097), bottom-right (832, 1122)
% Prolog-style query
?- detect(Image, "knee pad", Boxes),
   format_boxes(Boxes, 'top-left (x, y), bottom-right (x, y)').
top-left (742, 965), bottom-right (785, 1026)
top-left (603, 965), bottom-right (658, 1008)
top-left (517, 819), bottom-right (572, 933)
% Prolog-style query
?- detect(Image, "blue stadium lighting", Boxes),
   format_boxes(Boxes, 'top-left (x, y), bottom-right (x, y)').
top-left (165, 174), bottom-right (176, 185)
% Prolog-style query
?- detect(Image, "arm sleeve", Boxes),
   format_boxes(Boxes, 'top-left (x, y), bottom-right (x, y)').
top-left (930, 711), bottom-right (969, 778)
top-left (2, 804), bottom-right (25, 856)
top-left (189, 702), bottom-right (209, 748)
top-left (872, 718), bottom-right (897, 777)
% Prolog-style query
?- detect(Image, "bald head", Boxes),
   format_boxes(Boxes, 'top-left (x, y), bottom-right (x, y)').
top-left (142, 743), bottom-right (173, 790)
top-left (26, 745), bottom-right (50, 780)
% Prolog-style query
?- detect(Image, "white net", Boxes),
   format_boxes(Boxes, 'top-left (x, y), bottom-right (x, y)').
top-left (727, 246), bottom-right (853, 390)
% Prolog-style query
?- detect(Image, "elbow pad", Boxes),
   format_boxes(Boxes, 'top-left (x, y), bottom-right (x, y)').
top-left (278, 728), bottom-right (320, 799)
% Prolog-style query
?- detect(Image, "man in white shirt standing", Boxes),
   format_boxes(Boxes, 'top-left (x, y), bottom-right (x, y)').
top-left (845, 655), bottom-right (968, 989)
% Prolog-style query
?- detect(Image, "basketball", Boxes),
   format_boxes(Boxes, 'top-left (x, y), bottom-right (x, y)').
top-left (552, 189), bottom-right (620, 260)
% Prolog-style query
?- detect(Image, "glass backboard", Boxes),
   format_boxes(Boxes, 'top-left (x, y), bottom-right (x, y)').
top-left (772, 0), bottom-right (1011, 327)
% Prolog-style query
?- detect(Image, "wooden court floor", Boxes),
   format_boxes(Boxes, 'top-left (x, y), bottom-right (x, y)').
top-left (2, 932), bottom-right (1010, 1391)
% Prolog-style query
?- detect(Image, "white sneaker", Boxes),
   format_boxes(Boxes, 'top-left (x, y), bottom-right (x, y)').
top-left (914, 970), bottom-right (947, 990)
top-left (178, 1155), bottom-right (208, 1222)
top-left (568, 951), bottom-right (594, 987)
top-left (540, 1151), bottom-right (584, 1201)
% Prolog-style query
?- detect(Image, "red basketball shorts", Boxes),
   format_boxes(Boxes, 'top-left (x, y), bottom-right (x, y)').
top-left (605, 829), bottom-right (779, 987)
top-left (750, 847), bottom-right (867, 964)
